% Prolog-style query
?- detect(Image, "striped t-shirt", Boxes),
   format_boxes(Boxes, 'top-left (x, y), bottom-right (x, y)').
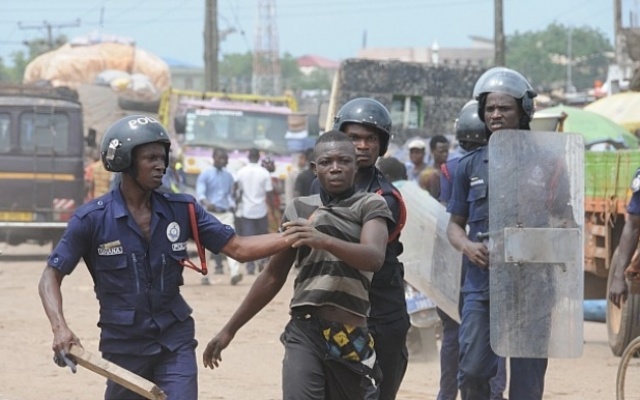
top-left (283, 191), bottom-right (393, 318)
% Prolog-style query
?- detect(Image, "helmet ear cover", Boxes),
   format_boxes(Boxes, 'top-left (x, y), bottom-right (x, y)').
top-left (332, 98), bottom-right (392, 156)
top-left (455, 100), bottom-right (488, 145)
top-left (101, 115), bottom-right (171, 172)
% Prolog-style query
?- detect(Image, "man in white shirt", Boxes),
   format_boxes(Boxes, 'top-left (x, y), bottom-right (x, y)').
top-left (235, 148), bottom-right (275, 274)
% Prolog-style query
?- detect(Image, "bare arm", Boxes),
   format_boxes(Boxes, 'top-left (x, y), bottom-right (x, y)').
top-left (38, 266), bottom-right (82, 354)
top-left (221, 232), bottom-right (289, 263)
top-left (282, 217), bottom-right (388, 272)
top-left (610, 214), bottom-right (640, 306)
top-left (203, 248), bottom-right (296, 369)
top-left (447, 214), bottom-right (489, 268)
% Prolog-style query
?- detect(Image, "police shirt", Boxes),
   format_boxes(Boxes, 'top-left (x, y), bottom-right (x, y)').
top-left (48, 188), bottom-right (235, 355)
top-left (447, 146), bottom-right (490, 300)
top-left (439, 157), bottom-right (460, 204)
top-left (628, 169), bottom-right (640, 215)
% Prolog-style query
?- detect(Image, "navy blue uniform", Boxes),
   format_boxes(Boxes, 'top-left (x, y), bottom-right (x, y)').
top-left (628, 169), bottom-right (640, 215)
top-left (447, 146), bottom-right (546, 400)
top-left (439, 156), bottom-right (506, 400)
top-left (48, 188), bottom-right (234, 399)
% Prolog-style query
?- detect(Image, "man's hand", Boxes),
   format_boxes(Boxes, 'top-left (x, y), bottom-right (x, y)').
top-left (52, 325), bottom-right (81, 355)
top-left (203, 329), bottom-right (234, 370)
top-left (463, 241), bottom-right (490, 268)
top-left (206, 204), bottom-right (217, 213)
top-left (609, 273), bottom-right (629, 309)
top-left (281, 219), bottom-right (326, 249)
top-left (51, 326), bottom-right (81, 372)
top-left (53, 350), bottom-right (77, 373)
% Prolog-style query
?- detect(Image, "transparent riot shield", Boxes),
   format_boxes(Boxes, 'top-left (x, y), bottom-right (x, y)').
top-left (488, 130), bottom-right (584, 358)
top-left (396, 181), bottom-right (463, 322)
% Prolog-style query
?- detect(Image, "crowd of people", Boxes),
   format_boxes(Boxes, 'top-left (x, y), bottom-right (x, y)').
top-left (39, 66), bottom-right (616, 400)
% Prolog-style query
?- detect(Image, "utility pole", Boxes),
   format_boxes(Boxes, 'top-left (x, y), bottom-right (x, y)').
top-left (566, 28), bottom-right (575, 93)
top-left (614, 0), bottom-right (624, 66)
top-left (204, 0), bottom-right (219, 91)
top-left (18, 19), bottom-right (80, 50)
top-left (494, 0), bottom-right (505, 66)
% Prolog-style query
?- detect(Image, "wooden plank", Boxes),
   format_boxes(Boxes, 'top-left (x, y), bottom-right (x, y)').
top-left (68, 345), bottom-right (166, 400)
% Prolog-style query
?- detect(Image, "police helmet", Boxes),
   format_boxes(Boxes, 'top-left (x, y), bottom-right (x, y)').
top-left (333, 98), bottom-right (392, 156)
top-left (473, 67), bottom-right (537, 122)
top-left (455, 100), bottom-right (487, 146)
top-left (101, 115), bottom-right (171, 172)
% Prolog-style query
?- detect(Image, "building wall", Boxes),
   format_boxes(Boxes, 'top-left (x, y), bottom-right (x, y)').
top-left (170, 67), bottom-right (205, 90)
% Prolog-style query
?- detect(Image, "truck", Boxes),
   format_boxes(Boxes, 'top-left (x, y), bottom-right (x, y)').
top-left (532, 110), bottom-right (640, 355)
top-left (0, 83), bottom-right (85, 249)
top-left (327, 58), bottom-right (640, 356)
top-left (157, 88), bottom-right (317, 187)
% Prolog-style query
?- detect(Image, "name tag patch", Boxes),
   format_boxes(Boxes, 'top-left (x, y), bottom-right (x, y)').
top-left (98, 240), bottom-right (124, 256)
top-left (172, 242), bottom-right (187, 251)
top-left (470, 178), bottom-right (485, 187)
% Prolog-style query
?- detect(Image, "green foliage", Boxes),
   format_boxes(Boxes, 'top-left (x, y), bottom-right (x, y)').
top-left (0, 34), bottom-right (68, 84)
top-left (506, 23), bottom-right (612, 91)
top-left (218, 51), bottom-right (332, 93)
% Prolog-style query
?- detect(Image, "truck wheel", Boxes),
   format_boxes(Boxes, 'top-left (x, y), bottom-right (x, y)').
top-left (607, 249), bottom-right (640, 356)
top-left (117, 95), bottom-right (160, 113)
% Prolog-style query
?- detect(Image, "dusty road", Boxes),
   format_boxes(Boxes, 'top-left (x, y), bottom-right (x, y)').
top-left (0, 243), bottom-right (621, 399)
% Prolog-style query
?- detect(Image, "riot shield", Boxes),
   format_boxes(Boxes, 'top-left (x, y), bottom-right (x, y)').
top-left (396, 180), bottom-right (463, 322)
top-left (488, 130), bottom-right (584, 358)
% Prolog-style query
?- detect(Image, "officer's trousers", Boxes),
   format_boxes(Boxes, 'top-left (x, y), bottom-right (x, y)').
top-left (436, 307), bottom-right (507, 400)
top-left (103, 339), bottom-right (198, 400)
top-left (458, 296), bottom-right (547, 400)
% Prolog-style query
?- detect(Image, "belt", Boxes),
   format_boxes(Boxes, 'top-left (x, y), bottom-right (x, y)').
top-left (213, 207), bottom-right (231, 213)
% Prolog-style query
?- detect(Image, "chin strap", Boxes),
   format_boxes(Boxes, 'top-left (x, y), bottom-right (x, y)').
top-left (178, 202), bottom-right (208, 275)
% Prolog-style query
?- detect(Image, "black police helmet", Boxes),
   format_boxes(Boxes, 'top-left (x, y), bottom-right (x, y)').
top-left (101, 115), bottom-right (171, 172)
top-left (333, 98), bottom-right (392, 157)
top-left (455, 100), bottom-right (487, 146)
top-left (473, 67), bottom-right (537, 122)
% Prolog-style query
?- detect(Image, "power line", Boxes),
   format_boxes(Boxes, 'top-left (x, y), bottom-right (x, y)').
top-left (17, 19), bottom-right (81, 49)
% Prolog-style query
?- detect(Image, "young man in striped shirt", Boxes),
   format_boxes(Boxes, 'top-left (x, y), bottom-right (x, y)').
top-left (202, 130), bottom-right (394, 399)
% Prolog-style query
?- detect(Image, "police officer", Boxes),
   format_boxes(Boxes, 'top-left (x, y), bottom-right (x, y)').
top-left (446, 68), bottom-right (545, 400)
top-left (38, 115), bottom-right (291, 400)
top-left (609, 170), bottom-right (640, 307)
top-left (438, 100), bottom-right (506, 400)
top-left (333, 98), bottom-right (410, 400)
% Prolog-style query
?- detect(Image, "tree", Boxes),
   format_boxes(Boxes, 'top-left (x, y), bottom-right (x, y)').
top-left (0, 34), bottom-right (68, 84)
top-left (506, 23), bottom-right (613, 91)
top-left (218, 52), bottom-right (253, 93)
top-left (218, 51), bottom-right (331, 93)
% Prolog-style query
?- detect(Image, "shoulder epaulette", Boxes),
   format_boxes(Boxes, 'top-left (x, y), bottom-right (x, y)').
top-left (158, 191), bottom-right (197, 203)
top-left (75, 197), bottom-right (107, 218)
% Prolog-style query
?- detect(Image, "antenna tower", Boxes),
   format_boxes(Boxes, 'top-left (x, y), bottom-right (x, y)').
top-left (252, 0), bottom-right (281, 96)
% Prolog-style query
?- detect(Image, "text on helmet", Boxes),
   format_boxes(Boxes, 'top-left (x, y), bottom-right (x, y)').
top-left (128, 116), bottom-right (160, 130)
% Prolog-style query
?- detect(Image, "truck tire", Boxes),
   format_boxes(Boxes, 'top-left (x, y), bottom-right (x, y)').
top-left (117, 95), bottom-right (160, 113)
top-left (607, 248), bottom-right (640, 356)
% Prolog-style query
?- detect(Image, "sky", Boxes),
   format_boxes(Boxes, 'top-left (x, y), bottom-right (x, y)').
top-left (0, 0), bottom-right (625, 68)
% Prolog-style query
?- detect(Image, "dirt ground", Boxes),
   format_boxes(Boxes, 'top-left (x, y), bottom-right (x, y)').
top-left (0, 243), bottom-right (623, 400)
